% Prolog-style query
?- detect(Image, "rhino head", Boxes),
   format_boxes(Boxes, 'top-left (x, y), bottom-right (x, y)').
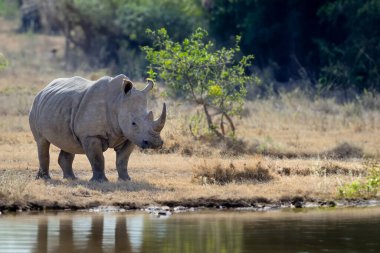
top-left (117, 79), bottom-right (166, 149)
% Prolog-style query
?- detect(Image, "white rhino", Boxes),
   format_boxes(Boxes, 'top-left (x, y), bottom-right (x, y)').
top-left (29, 74), bottom-right (166, 182)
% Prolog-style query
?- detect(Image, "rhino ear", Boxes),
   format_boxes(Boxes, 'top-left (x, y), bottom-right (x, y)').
top-left (122, 79), bottom-right (133, 94)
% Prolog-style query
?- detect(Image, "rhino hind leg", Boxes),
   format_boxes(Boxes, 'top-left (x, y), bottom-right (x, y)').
top-left (58, 150), bottom-right (76, 180)
top-left (82, 137), bottom-right (108, 182)
top-left (36, 138), bottom-right (51, 180)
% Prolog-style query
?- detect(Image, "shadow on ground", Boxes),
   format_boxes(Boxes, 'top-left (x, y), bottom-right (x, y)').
top-left (45, 178), bottom-right (161, 193)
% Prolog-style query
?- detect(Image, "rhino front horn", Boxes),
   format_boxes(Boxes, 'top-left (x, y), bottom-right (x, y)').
top-left (153, 103), bottom-right (166, 132)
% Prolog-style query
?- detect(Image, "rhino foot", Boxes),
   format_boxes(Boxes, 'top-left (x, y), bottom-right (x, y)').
top-left (90, 175), bottom-right (108, 183)
top-left (118, 175), bottom-right (131, 181)
top-left (35, 171), bottom-right (51, 180)
top-left (63, 175), bottom-right (77, 180)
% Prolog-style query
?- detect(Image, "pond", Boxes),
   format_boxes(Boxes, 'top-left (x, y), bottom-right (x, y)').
top-left (1, 207), bottom-right (380, 253)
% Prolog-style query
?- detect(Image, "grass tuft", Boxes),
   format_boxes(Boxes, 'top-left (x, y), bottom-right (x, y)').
top-left (0, 169), bottom-right (31, 204)
top-left (318, 162), bottom-right (365, 176)
top-left (324, 142), bottom-right (364, 159)
top-left (193, 159), bottom-right (274, 185)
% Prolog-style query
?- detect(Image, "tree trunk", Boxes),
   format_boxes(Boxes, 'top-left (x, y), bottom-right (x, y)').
top-left (222, 111), bottom-right (236, 136)
top-left (203, 104), bottom-right (223, 138)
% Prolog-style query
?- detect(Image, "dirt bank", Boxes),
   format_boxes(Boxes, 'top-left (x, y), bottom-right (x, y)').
top-left (1, 197), bottom-right (380, 214)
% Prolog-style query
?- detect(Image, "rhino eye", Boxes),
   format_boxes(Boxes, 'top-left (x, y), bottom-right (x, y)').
top-left (132, 122), bottom-right (137, 126)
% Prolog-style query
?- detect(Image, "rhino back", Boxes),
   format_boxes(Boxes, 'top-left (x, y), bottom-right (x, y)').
top-left (73, 75), bottom-right (126, 148)
top-left (30, 76), bottom-right (94, 153)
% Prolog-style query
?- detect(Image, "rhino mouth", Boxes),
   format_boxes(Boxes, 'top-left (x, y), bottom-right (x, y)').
top-left (140, 139), bottom-right (163, 149)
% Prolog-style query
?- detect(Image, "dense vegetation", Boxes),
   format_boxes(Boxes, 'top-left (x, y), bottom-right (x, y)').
top-left (209, 0), bottom-right (380, 94)
top-left (1, 0), bottom-right (379, 93)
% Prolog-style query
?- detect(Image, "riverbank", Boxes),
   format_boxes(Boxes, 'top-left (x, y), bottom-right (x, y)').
top-left (1, 195), bottom-right (380, 214)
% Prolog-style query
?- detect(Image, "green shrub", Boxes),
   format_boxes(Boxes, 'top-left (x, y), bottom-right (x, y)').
top-left (142, 28), bottom-right (256, 137)
top-left (338, 160), bottom-right (380, 198)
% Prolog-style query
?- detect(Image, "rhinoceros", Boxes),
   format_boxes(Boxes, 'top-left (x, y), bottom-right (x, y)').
top-left (29, 74), bottom-right (166, 182)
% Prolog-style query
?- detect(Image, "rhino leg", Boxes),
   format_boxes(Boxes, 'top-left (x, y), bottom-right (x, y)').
top-left (115, 140), bottom-right (135, 181)
top-left (82, 137), bottom-right (108, 182)
top-left (36, 138), bottom-right (51, 180)
top-left (58, 150), bottom-right (76, 180)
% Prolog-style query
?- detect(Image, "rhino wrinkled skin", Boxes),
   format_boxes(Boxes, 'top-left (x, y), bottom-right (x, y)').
top-left (29, 74), bottom-right (166, 182)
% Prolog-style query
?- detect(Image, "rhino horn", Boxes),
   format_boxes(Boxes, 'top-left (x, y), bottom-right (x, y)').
top-left (142, 79), bottom-right (154, 94)
top-left (153, 103), bottom-right (166, 132)
top-left (146, 111), bottom-right (154, 121)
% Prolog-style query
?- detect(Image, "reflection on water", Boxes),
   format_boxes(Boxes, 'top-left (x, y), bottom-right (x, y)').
top-left (1, 207), bottom-right (380, 253)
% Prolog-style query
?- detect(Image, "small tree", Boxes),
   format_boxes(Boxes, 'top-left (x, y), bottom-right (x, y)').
top-left (142, 28), bottom-right (255, 138)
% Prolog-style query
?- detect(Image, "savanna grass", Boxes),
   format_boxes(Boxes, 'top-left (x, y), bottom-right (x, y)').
top-left (0, 17), bottom-right (379, 209)
top-left (193, 159), bottom-right (274, 185)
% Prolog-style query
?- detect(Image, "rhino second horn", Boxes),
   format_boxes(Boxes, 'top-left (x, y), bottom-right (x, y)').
top-left (146, 111), bottom-right (154, 121)
top-left (153, 103), bottom-right (166, 132)
top-left (142, 79), bottom-right (154, 94)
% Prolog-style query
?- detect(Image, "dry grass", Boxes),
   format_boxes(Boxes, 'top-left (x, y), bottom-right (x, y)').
top-left (192, 158), bottom-right (274, 185)
top-left (0, 170), bottom-right (31, 205)
top-left (0, 17), bottom-right (379, 209)
top-left (236, 94), bottom-right (380, 158)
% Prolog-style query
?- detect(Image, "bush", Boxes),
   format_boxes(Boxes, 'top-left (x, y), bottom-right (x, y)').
top-left (324, 142), bottom-right (364, 159)
top-left (143, 27), bottom-right (256, 137)
top-left (338, 160), bottom-right (380, 198)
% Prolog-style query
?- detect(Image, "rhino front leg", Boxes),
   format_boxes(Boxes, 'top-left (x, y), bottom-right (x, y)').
top-left (36, 138), bottom-right (51, 180)
top-left (82, 137), bottom-right (108, 182)
top-left (58, 150), bottom-right (76, 180)
top-left (115, 140), bottom-right (135, 181)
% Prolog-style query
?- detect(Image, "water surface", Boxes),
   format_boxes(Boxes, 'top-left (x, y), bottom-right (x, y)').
top-left (1, 207), bottom-right (380, 253)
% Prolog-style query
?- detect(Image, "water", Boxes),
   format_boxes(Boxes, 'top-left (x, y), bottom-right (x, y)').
top-left (1, 207), bottom-right (380, 253)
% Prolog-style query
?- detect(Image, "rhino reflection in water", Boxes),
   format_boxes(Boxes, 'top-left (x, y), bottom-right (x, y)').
top-left (29, 74), bottom-right (166, 181)
top-left (32, 216), bottom-right (140, 253)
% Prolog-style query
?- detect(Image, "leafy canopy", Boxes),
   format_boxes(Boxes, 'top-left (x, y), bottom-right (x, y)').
top-left (142, 28), bottom-right (255, 137)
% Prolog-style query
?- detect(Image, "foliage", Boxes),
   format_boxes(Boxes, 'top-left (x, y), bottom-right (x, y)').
top-left (317, 0), bottom-right (380, 92)
top-left (142, 27), bottom-right (255, 137)
top-left (9, 0), bottom-right (379, 93)
top-left (207, 0), bottom-right (380, 93)
top-left (338, 160), bottom-right (380, 198)
top-left (207, 0), bottom-right (326, 83)
top-left (42, 0), bottom-right (205, 77)
top-left (0, 0), bottom-right (19, 19)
